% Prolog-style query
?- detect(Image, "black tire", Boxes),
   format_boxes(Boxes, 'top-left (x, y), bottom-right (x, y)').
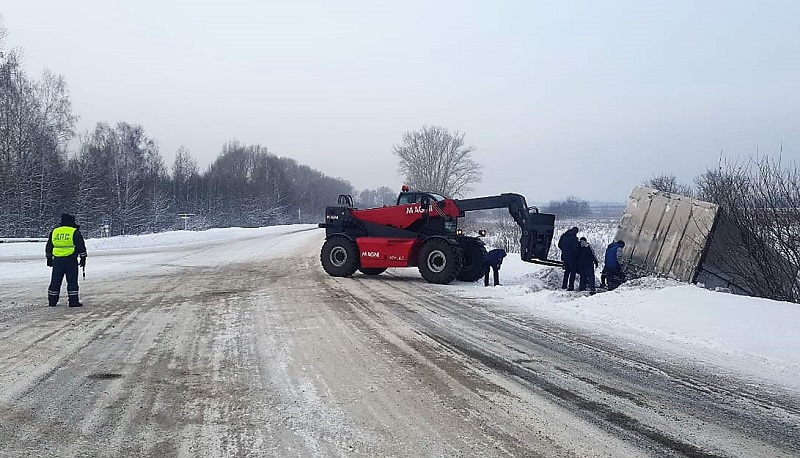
top-left (417, 238), bottom-right (463, 284)
top-left (456, 237), bottom-right (487, 282)
top-left (320, 235), bottom-right (359, 277)
top-left (358, 267), bottom-right (386, 276)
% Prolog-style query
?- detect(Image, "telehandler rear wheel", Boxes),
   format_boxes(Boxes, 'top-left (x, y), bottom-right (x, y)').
top-left (418, 238), bottom-right (462, 284)
top-left (456, 237), bottom-right (487, 282)
top-left (321, 235), bottom-right (359, 277)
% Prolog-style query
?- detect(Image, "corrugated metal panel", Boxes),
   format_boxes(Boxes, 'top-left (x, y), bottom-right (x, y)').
top-left (615, 186), bottom-right (718, 282)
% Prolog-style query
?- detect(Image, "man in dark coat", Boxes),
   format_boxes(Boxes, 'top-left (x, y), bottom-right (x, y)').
top-left (483, 248), bottom-right (507, 287)
top-left (600, 240), bottom-right (626, 290)
top-left (557, 227), bottom-right (579, 290)
top-left (45, 213), bottom-right (87, 307)
top-left (576, 237), bottom-right (599, 294)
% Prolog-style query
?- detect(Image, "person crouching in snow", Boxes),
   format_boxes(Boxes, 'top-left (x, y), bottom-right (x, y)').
top-left (601, 240), bottom-right (626, 290)
top-left (483, 248), bottom-right (507, 287)
top-left (576, 237), bottom-right (598, 294)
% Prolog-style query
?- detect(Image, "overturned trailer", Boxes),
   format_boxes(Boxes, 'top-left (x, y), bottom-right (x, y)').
top-left (615, 186), bottom-right (798, 298)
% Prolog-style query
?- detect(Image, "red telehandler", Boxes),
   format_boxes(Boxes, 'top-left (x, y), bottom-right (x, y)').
top-left (318, 187), bottom-right (561, 284)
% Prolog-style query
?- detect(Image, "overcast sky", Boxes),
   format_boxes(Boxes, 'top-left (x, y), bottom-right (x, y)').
top-left (2, 0), bottom-right (799, 202)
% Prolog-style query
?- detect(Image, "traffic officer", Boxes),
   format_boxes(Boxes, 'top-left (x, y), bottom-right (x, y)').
top-left (45, 213), bottom-right (87, 307)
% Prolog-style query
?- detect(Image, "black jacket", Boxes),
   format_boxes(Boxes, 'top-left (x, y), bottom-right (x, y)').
top-left (576, 240), bottom-right (598, 270)
top-left (557, 228), bottom-right (579, 263)
top-left (483, 249), bottom-right (507, 268)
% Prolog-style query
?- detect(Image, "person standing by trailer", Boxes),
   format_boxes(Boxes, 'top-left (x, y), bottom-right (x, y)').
top-left (482, 248), bottom-right (507, 287)
top-left (557, 227), bottom-right (580, 290)
top-left (576, 237), bottom-right (599, 294)
top-left (46, 213), bottom-right (87, 307)
top-left (600, 240), bottom-right (626, 290)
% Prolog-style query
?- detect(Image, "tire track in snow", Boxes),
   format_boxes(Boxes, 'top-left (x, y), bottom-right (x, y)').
top-left (335, 270), bottom-right (800, 457)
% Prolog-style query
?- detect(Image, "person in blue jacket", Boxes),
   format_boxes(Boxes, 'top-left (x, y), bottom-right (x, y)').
top-left (483, 248), bottom-right (507, 287)
top-left (601, 240), bottom-right (626, 290)
top-left (557, 227), bottom-right (580, 290)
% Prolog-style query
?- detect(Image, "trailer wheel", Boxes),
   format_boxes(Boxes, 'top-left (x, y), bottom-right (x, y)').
top-left (418, 238), bottom-right (462, 284)
top-left (321, 235), bottom-right (359, 277)
top-left (456, 237), bottom-right (487, 282)
top-left (358, 267), bottom-right (386, 276)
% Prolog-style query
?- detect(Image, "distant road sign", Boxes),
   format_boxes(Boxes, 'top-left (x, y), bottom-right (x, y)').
top-left (177, 213), bottom-right (195, 230)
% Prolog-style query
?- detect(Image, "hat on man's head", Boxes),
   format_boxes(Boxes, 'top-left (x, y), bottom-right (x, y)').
top-left (617, 240), bottom-right (626, 247)
top-left (60, 213), bottom-right (76, 226)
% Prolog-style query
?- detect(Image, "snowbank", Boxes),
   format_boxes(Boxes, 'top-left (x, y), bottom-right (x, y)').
top-left (450, 256), bottom-right (800, 392)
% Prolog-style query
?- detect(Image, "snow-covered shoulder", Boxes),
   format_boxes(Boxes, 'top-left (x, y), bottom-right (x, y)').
top-left (450, 256), bottom-right (800, 393)
top-left (0, 225), bottom-right (322, 282)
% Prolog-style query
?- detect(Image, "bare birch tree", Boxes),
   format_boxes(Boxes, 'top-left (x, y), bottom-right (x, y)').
top-left (172, 146), bottom-right (200, 215)
top-left (696, 155), bottom-right (800, 302)
top-left (645, 174), bottom-right (694, 196)
top-left (393, 125), bottom-right (482, 197)
top-left (0, 25), bottom-right (75, 236)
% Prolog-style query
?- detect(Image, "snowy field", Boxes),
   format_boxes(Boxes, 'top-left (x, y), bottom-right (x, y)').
top-left (2, 224), bottom-right (798, 394)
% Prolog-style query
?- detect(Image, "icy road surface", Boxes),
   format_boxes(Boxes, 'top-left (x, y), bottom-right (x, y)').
top-left (1, 226), bottom-right (798, 457)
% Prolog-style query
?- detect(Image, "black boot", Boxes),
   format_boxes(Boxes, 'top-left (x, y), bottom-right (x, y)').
top-left (48, 292), bottom-right (59, 307)
top-left (68, 290), bottom-right (82, 307)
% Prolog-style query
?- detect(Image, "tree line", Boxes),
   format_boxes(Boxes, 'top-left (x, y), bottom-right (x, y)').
top-left (0, 19), bottom-right (492, 238)
top-left (0, 27), bottom-right (352, 237)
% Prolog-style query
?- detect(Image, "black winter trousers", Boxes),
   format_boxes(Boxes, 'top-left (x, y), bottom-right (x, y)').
top-left (601, 266), bottom-right (625, 290)
top-left (562, 261), bottom-right (577, 290)
top-left (578, 267), bottom-right (596, 292)
top-left (483, 264), bottom-right (500, 286)
top-left (49, 257), bottom-right (79, 306)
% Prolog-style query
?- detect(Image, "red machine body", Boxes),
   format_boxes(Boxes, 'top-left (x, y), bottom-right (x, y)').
top-left (355, 237), bottom-right (420, 268)
top-left (349, 200), bottom-right (461, 229)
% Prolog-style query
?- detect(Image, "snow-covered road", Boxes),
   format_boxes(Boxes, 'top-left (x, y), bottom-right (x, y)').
top-left (0, 226), bottom-right (798, 457)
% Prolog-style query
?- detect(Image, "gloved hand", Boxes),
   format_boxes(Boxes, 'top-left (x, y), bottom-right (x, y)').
top-left (46, 256), bottom-right (53, 267)
top-left (79, 256), bottom-right (86, 268)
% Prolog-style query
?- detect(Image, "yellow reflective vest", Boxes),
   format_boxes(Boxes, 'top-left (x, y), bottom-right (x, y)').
top-left (51, 226), bottom-right (77, 257)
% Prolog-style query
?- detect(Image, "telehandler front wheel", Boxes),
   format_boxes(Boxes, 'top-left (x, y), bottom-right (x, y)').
top-left (456, 237), bottom-right (487, 282)
top-left (418, 238), bottom-right (462, 284)
top-left (321, 235), bottom-right (359, 277)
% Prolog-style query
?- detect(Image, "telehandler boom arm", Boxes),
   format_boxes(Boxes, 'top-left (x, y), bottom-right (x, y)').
top-left (452, 193), bottom-right (559, 265)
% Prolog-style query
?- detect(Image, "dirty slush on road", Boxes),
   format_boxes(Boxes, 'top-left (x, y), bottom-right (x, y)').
top-left (1, 232), bottom-right (798, 457)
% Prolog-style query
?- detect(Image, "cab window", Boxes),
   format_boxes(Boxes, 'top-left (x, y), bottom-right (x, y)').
top-left (397, 193), bottom-right (417, 205)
